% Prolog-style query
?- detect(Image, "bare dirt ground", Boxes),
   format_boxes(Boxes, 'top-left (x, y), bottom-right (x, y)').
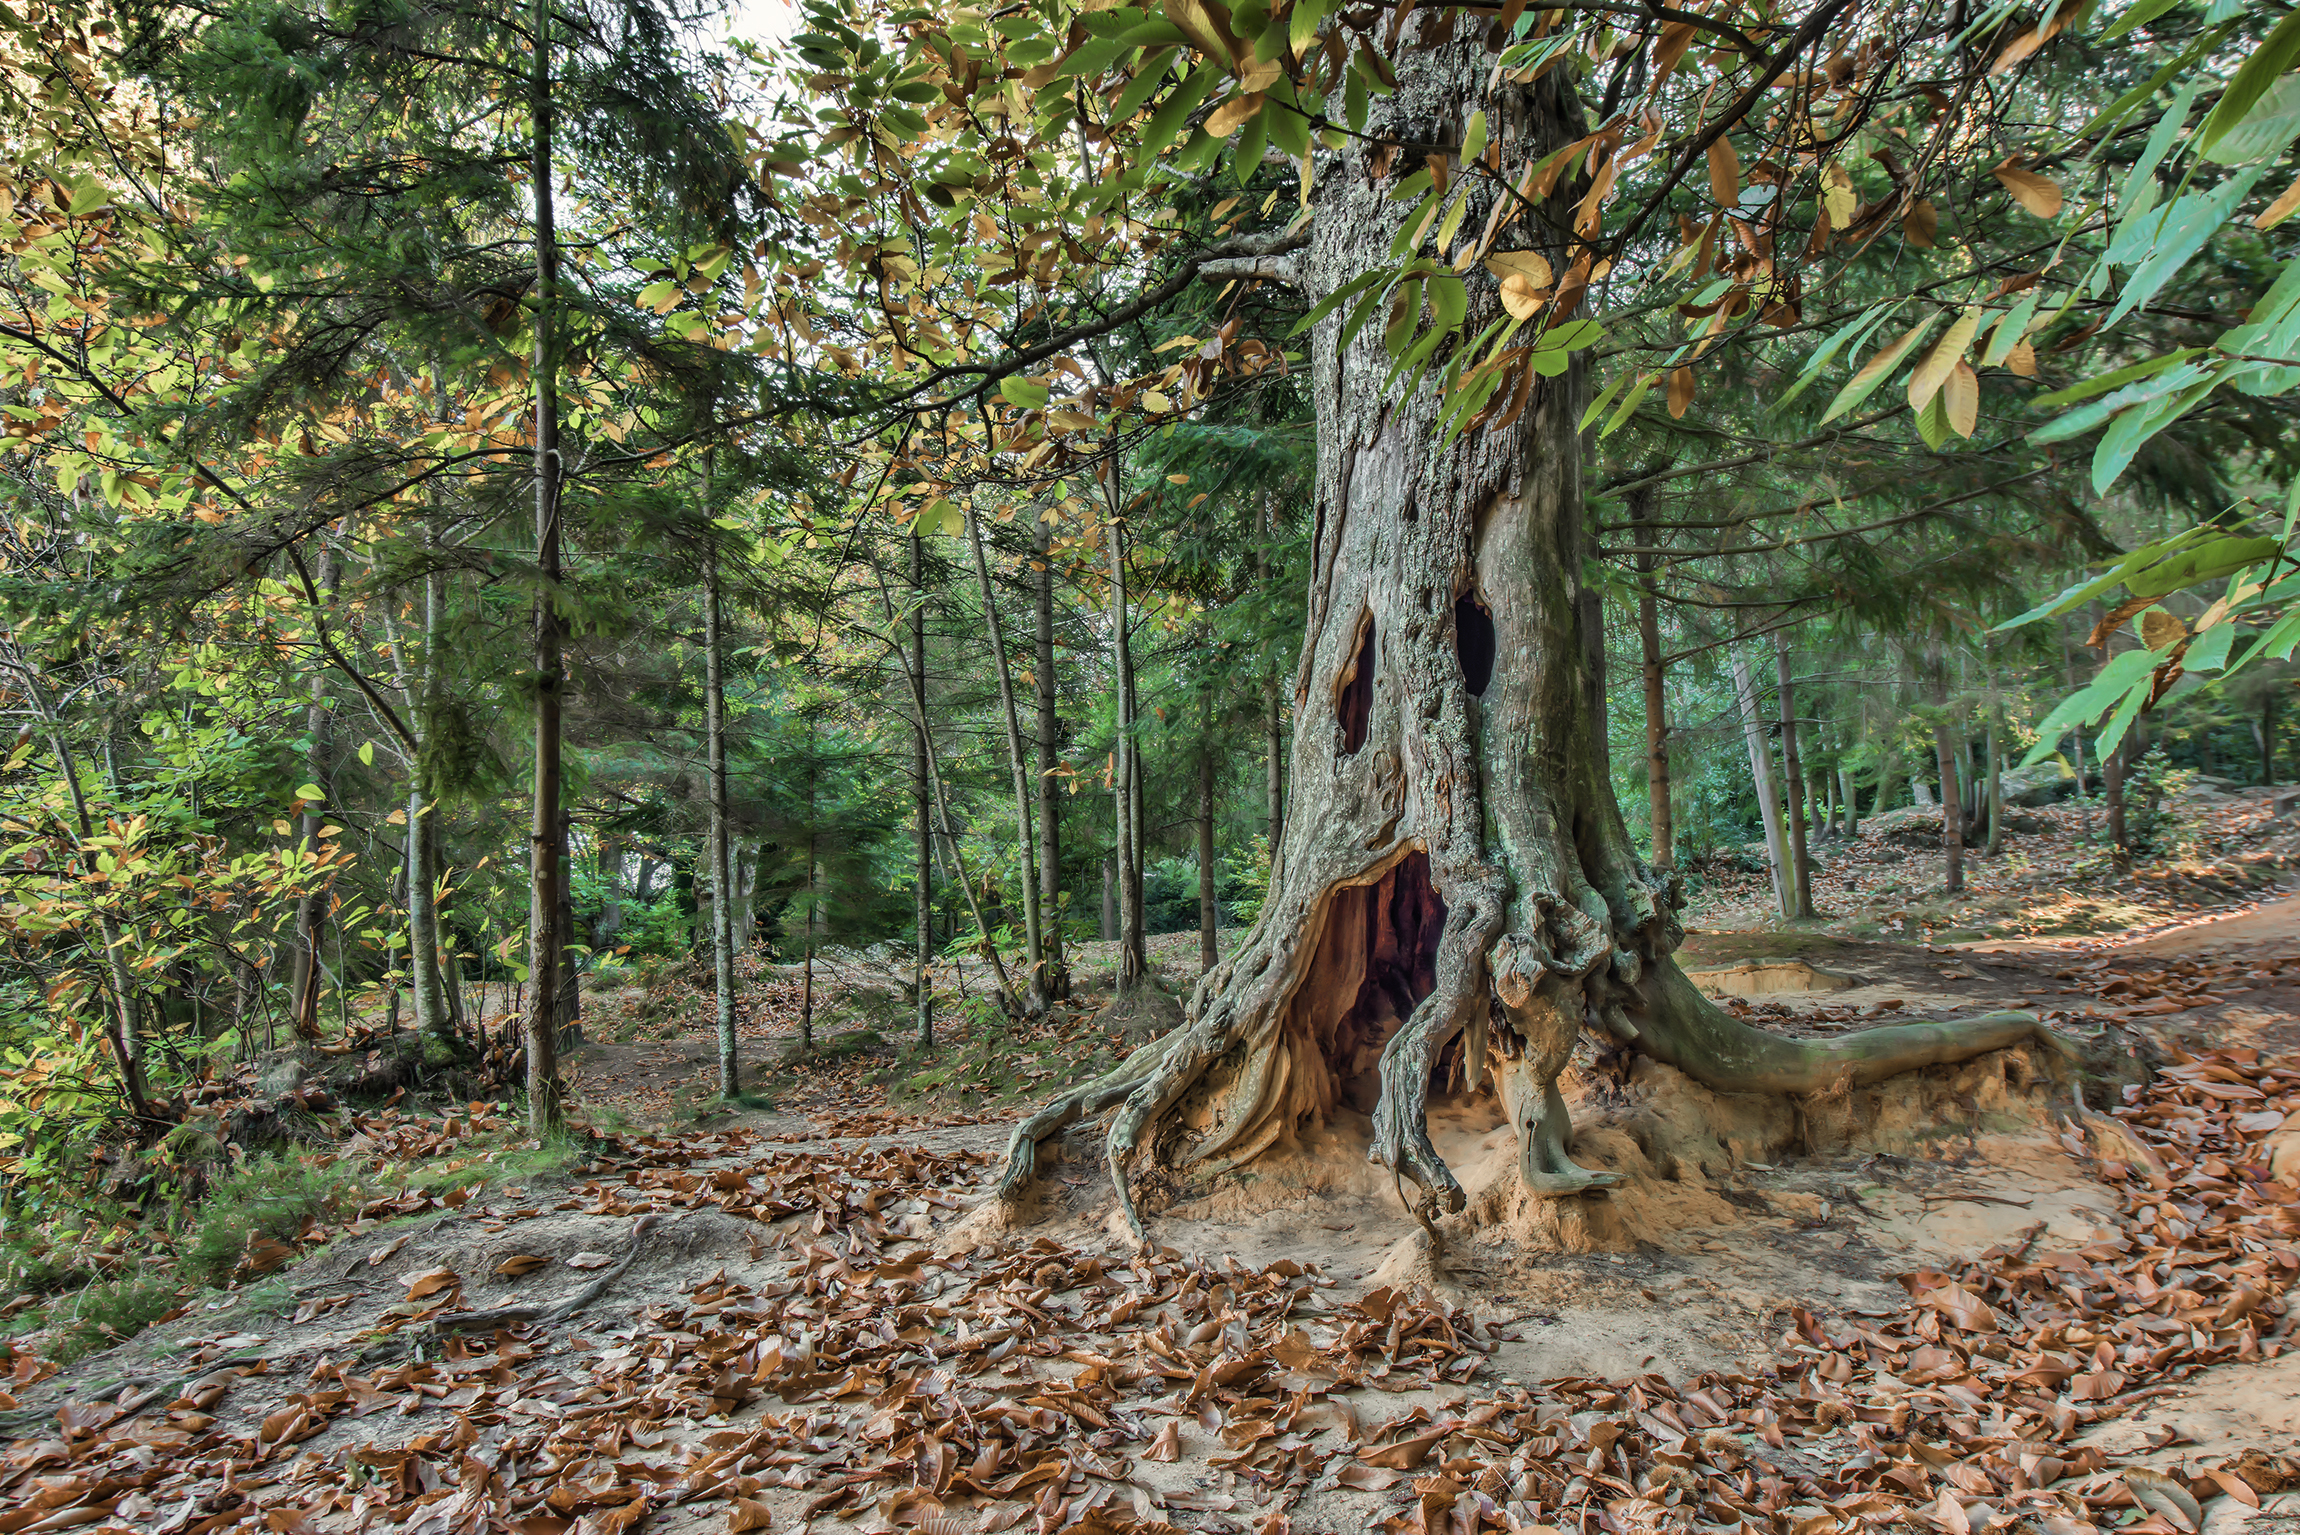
top-left (5, 890), bottom-right (2300, 1535)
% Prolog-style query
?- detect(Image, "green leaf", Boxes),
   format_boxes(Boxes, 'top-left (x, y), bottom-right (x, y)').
top-left (1109, 48), bottom-right (1182, 119)
top-left (2074, 23), bottom-right (2233, 148)
top-left (1820, 314), bottom-right (1939, 424)
top-left (1992, 530), bottom-right (2205, 631)
top-left (1141, 61), bottom-right (1220, 158)
top-left (358, 742), bottom-right (375, 767)
top-left (1460, 110), bottom-right (1487, 166)
top-left (65, 179), bottom-right (110, 216)
top-left (2116, 79), bottom-right (2199, 215)
top-left (1981, 292), bottom-right (2041, 366)
top-left (1775, 303), bottom-right (1893, 412)
top-left (1579, 371), bottom-right (1630, 432)
top-left (2124, 535), bottom-right (2284, 598)
top-left (2030, 347), bottom-right (2204, 408)
top-left (2102, 0), bottom-right (2187, 38)
top-left (999, 376), bottom-right (1050, 408)
top-left (1913, 390), bottom-right (1952, 450)
top-left (2206, 73), bottom-right (2300, 165)
top-left (2197, 10), bottom-right (2300, 159)
top-left (2106, 165), bottom-right (2268, 326)
top-left (1602, 371), bottom-right (1654, 436)
top-left (296, 783), bottom-right (326, 802)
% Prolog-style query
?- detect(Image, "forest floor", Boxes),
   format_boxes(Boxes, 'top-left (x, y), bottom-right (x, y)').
top-left (6, 815), bottom-right (2300, 1534)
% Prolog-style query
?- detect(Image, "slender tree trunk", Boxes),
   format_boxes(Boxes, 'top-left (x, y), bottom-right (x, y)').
top-left (522, 0), bottom-right (564, 1134)
top-left (910, 533), bottom-right (934, 1047)
top-left (1109, 516), bottom-right (1146, 991)
top-left (1101, 857), bottom-right (1116, 942)
top-left (2104, 734), bottom-right (2129, 865)
top-left (1929, 649), bottom-right (1964, 896)
top-left (1032, 511), bottom-right (1067, 998)
top-left (290, 534), bottom-right (345, 1041)
top-left (964, 499), bottom-right (1047, 1014)
top-left (704, 526), bottom-right (740, 1098)
top-left (1773, 634), bottom-right (1813, 918)
top-left (15, 656), bottom-right (150, 1116)
top-left (1731, 646), bottom-right (1792, 918)
top-left (1839, 763), bottom-right (1860, 839)
top-left (1985, 698), bottom-right (2005, 856)
top-left (1198, 687), bottom-right (1218, 972)
top-left (1632, 495), bottom-right (1671, 870)
top-left (2261, 692), bottom-right (2279, 786)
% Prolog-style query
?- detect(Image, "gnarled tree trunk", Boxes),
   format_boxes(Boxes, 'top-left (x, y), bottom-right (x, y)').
top-left (994, 30), bottom-right (2062, 1243)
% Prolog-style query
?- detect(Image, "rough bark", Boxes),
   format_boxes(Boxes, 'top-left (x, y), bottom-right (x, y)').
top-left (1985, 698), bottom-right (2005, 857)
top-left (522, 0), bottom-right (564, 1134)
top-left (993, 28), bottom-right (2068, 1244)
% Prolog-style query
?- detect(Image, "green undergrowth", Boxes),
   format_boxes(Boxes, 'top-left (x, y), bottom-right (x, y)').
top-left (1, 1110), bottom-right (598, 1370)
top-left (885, 998), bottom-right (1125, 1111)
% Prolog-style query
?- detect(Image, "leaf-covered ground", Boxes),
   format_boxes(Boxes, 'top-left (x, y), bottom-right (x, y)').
top-left (5, 905), bottom-right (2300, 1535)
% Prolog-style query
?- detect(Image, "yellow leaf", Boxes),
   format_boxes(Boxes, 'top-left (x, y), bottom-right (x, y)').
top-left (1909, 307), bottom-right (1982, 411)
top-left (1943, 360), bottom-right (1979, 438)
top-left (2005, 340), bottom-right (2036, 377)
top-left (1666, 366), bottom-right (1694, 418)
top-left (1485, 249), bottom-right (1552, 289)
top-left (1498, 273), bottom-right (1549, 320)
top-left (1707, 137), bottom-right (1741, 208)
top-left (2257, 169), bottom-right (2300, 230)
top-left (1204, 91), bottom-right (1265, 138)
top-left (1992, 164), bottom-right (2063, 219)
top-left (1822, 163), bottom-right (1857, 227)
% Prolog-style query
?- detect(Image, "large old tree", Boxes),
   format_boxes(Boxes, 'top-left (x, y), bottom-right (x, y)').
top-left (766, 0), bottom-right (2202, 1239)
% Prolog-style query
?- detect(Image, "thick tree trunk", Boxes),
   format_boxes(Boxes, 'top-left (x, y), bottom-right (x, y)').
top-left (522, 0), bottom-right (564, 1135)
top-left (1839, 762), bottom-right (1859, 839)
top-left (1731, 646), bottom-right (1792, 917)
top-left (1774, 634), bottom-right (1812, 918)
top-left (1033, 512), bottom-right (1068, 998)
top-left (994, 30), bottom-right (2062, 1240)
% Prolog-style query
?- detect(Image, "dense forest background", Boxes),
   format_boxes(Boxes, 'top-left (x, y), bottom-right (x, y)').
top-left (3, 0), bottom-right (2299, 1191)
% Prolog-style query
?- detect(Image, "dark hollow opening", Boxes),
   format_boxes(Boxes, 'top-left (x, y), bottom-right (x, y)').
top-left (1315, 850), bottom-right (1447, 1114)
top-left (1338, 616), bottom-right (1376, 755)
top-left (1454, 589), bottom-right (1495, 697)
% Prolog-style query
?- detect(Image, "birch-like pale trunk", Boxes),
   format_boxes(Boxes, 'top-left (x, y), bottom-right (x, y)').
top-left (1732, 646), bottom-right (1792, 918)
top-left (522, 0), bottom-right (565, 1134)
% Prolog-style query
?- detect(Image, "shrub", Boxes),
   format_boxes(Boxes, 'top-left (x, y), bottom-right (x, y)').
top-left (177, 1156), bottom-right (366, 1289)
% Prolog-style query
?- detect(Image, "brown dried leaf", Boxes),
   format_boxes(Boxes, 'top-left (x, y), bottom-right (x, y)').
top-left (404, 1266), bottom-right (459, 1300)
top-left (495, 1254), bottom-right (548, 1278)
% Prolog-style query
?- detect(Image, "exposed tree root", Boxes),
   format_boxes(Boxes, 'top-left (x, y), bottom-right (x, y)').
top-left (427, 1213), bottom-right (658, 1336)
top-left (0, 1352), bottom-right (263, 1436)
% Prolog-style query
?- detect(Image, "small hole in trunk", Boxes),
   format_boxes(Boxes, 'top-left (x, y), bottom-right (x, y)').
top-left (1455, 589), bottom-right (1495, 697)
top-left (1337, 616), bottom-right (1376, 755)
